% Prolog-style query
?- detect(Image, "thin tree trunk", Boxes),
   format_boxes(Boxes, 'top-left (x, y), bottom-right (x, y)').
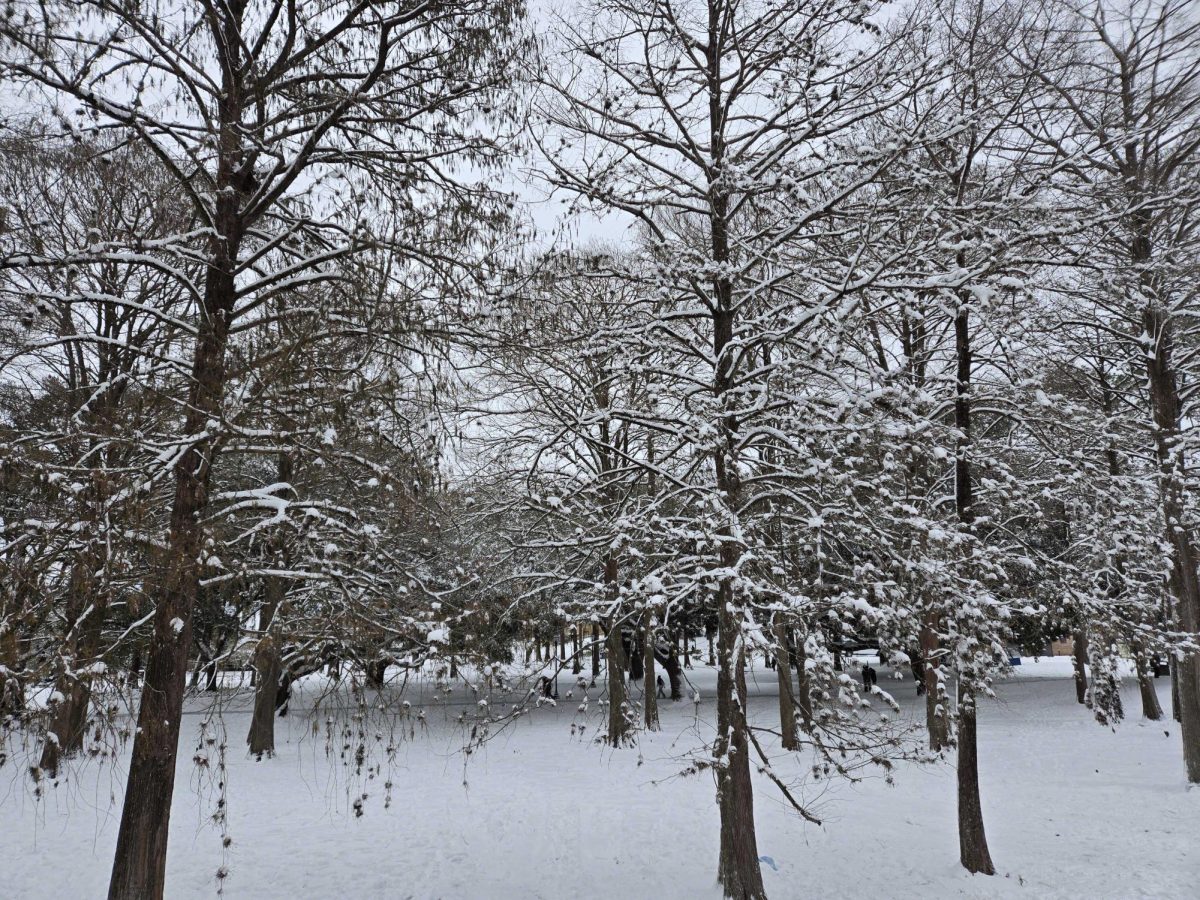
top-left (572, 629), bottom-right (581, 675)
top-left (1072, 628), bottom-right (1089, 706)
top-left (951, 278), bottom-right (993, 874)
top-left (774, 618), bottom-right (798, 751)
top-left (590, 624), bottom-right (600, 685)
top-left (643, 607), bottom-right (659, 731)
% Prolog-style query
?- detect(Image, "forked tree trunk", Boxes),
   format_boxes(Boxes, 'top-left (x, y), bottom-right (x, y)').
top-left (774, 618), bottom-right (798, 751)
top-left (643, 608), bottom-right (659, 731)
top-left (1072, 628), bottom-right (1089, 706)
top-left (957, 690), bottom-right (995, 875)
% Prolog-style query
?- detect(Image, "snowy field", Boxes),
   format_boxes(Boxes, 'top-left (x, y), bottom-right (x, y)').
top-left (1, 657), bottom-right (1196, 899)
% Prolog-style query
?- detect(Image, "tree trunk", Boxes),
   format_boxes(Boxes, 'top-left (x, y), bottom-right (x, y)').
top-left (715, 583), bottom-right (764, 900)
top-left (572, 629), bottom-right (581, 675)
top-left (792, 628), bottom-right (813, 733)
top-left (628, 631), bottom-right (644, 681)
top-left (643, 607), bottom-right (659, 731)
top-left (1171, 657), bottom-right (1180, 729)
top-left (590, 624), bottom-right (600, 685)
top-left (920, 614), bottom-right (949, 751)
top-left (951, 282), bottom-right (994, 874)
top-left (366, 658), bottom-right (387, 689)
top-left (1072, 628), bottom-right (1089, 706)
top-left (605, 619), bottom-right (628, 746)
top-left (1133, 645), bottom-right (1164, 721)
top-left (40, 551), bottom-right (109, 776)
top-left (247, 635), bottom-right (282, 758)
top-left (957, 690), bottom-right (995, 875)
top-left (659, 643), bottom-right (683, 701)
top-left (774, 619), bottom-right (798, 751)
top-left (1139, 260), bottom-right (1200, 780)
top-left (247, 484), bottom-right (290, 760)
top-left (604, 554), bottom-right (628, 747)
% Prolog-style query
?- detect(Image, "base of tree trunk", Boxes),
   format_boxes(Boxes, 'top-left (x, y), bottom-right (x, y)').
top-left (957, 699), bottom-right (995, 875)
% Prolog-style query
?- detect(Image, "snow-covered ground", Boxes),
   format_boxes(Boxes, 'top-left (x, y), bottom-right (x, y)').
top-left (2, 657), bottom-right (1196, 899)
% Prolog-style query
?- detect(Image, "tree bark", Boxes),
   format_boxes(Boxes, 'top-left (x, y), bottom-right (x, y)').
top-left (108, 34), bottom-right (245, 887)
top-left (1072, 628), bottom-right (1089, 706)
top-left (774, 618), bottom-right (798, 751)
top-left (590, 623), bottom-right (600, 685)
top-left (248, 460), bottom-right (290, 760)
top-left (951, 276), bottom-right (993, 874)
top-left (920, 614), bottom-right (949, 751)
top-left (643, 607), bottom-right (659, 731)
top-left (1133, 644), bottom-right (1163, 721)
top-left (792, 628), bottom-right (813, 733)
top-left (605, 619), bottom-right (628, 746)
top-left (957, 690), bottom-right (995, 875)
top-left (604, 554), bottom-right (628, 747)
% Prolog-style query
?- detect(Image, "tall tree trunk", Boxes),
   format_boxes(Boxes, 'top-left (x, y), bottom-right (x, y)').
top-left (1137, 235), bottom-right (1200, 779)
top-left (952, 286), bottom-right (994, 873)
top-left (1072, 628), bottom-right (1089, 706)
top-left (108, 78), bottom-right (243, 892)
top-left (774, 618), bottom-right (798, 751)
top-left (643, 607), bottom-right (659, 731)
top-left (572, 628), bottom-right (581, 675)
top-left (957, 690), bottom-right (995, 875)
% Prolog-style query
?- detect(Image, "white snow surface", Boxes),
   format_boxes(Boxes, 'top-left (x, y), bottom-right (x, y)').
top-left (2, 656), bottom-right (1196, 899)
